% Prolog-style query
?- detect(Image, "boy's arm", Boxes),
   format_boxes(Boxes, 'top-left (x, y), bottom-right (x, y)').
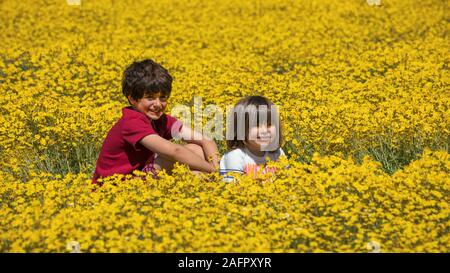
top-left (139, 134), bottom-right (215, 173)
top-left (178, 126), bottom-right (219, 169)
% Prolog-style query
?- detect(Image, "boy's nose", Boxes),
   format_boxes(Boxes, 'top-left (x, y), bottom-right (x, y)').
top-left (154, 98), bottom-right (162, 107)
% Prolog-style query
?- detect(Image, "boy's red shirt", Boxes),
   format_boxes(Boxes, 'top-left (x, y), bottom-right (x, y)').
top-left (92, 106), bottom-right (182, 184)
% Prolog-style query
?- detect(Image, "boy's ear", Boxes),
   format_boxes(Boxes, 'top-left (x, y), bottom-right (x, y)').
top-left (127, 95), bottom-right (136, 105)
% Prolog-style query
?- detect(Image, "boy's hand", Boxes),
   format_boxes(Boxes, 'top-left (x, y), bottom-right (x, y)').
top-left (179, 126), bottom-right (220, 171)
top-left (207, 155), bottom-right (219, 170)
top-left (208, 162), bottom-right (217, 173)
top-left (140, 134), bottom-right (215, 173)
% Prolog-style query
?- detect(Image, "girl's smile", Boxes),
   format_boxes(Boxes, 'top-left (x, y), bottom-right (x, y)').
top-left (256, 132), bottom-right (272, 143)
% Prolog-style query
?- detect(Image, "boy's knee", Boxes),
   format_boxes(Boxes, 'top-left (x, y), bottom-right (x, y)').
top-left (154, 154), bottom-right (175, 173)
top-left (184, 143), bottom-right (205, 160)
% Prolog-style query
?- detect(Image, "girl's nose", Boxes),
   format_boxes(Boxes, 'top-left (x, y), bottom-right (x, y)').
top-left (259, 124), bottom-right (268, 133)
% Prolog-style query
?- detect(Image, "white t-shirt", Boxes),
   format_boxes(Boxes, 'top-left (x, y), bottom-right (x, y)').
top-left (219, 147), bottom-right (286, 182)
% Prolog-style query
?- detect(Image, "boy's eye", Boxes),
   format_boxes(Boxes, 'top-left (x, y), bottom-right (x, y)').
top-left (145, 97), bottom-right (167, 102)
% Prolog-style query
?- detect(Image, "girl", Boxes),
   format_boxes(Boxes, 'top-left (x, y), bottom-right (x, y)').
top-left (219, 96), bottom-right (285, 182)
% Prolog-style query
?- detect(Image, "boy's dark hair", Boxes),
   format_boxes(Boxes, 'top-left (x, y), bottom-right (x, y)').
top-left (226, 95), bottom-right (283, 151)
top-left (122, 59), bottom-right (173, 102)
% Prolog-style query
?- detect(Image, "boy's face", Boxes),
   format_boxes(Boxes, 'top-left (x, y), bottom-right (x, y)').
top-left (128, 92), bottom-right (168, 120)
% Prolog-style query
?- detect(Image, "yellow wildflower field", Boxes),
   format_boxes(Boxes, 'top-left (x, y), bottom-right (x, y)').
top-left (0, 0), bottom-right (448, 252)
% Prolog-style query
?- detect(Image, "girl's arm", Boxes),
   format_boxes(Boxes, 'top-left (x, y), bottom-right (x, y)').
top-left (178, 126), bottom-right (219, 169)
top-left (139, 134), bottom-right (215, 173)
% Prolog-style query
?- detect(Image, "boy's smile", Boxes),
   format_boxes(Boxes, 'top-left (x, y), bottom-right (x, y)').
top-left (128, 92), bottom-right (167, 120)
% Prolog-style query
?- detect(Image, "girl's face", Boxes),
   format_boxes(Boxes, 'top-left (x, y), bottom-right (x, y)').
top-left (129, 92), bottom-right (167, 120)
top-left (246, 123), bottom-right (277, 155)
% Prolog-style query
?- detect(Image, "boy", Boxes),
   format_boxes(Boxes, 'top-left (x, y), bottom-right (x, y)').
top-left (92, 59), bottom-right (218, 184)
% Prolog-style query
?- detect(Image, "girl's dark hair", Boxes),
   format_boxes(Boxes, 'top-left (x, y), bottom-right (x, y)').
top-left (122, 59), bottom-right (173, 102)
top-left (226, 96), bottom-right (283, 151)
